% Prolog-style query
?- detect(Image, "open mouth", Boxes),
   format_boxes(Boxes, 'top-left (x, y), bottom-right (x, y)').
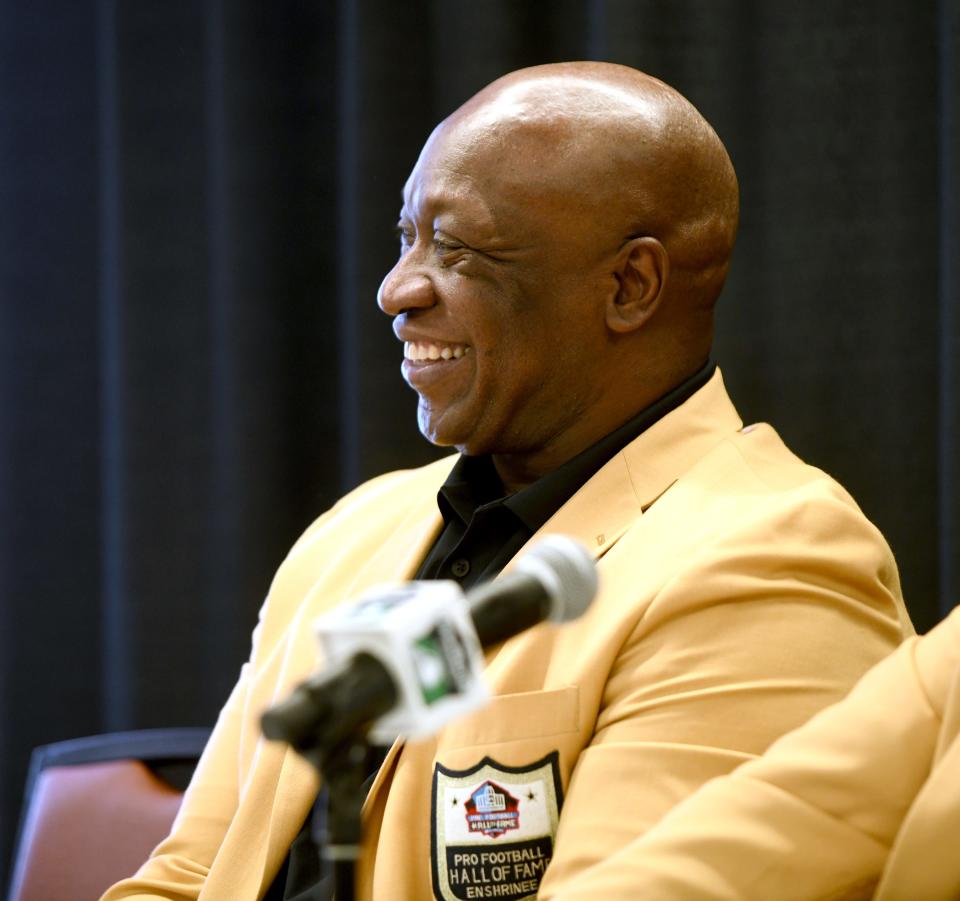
top-left (404, 341), bottom-right (470, 362)
top-left (401, 341), bottom-right (472, 392)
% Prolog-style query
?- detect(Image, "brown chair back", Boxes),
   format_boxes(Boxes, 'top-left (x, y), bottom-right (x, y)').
top-left (7, 728), bottom-right (210, 901)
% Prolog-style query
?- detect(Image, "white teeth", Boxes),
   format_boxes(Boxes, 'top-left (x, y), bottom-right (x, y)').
top-left (404, 341), bottom-right (469, 362)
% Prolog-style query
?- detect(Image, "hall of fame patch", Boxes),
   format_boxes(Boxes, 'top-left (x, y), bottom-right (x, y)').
top-left (431, 751), bottom-right (563, 901)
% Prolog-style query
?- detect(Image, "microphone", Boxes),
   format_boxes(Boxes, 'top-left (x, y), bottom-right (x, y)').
top-left (466, 534), bottom-right (598, 646)
top-left (261, 535), bottom-right (597, 756)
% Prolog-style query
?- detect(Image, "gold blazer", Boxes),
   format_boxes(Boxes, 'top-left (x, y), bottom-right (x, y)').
top-left (102, 370), bottom-right (911, 900)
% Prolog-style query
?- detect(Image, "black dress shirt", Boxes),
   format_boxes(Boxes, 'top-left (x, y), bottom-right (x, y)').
top-left (266, 361), bottom-right (716, 900)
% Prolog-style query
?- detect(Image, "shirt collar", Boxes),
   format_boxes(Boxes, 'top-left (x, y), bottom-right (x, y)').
top-left (436, 360), bottom-right (717, 533)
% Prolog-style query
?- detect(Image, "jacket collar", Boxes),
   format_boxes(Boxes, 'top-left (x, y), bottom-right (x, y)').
top-left (538, 367), bottom-right (742, 557)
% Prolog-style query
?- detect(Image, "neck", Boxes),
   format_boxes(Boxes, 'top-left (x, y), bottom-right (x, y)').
top-left (489, 356), bottom-right (710, 493)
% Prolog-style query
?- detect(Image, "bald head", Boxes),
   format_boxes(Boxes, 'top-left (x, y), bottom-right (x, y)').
top-left (439, 63), bottom-right (738, 305)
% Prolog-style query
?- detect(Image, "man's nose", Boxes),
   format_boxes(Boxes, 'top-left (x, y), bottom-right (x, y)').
top-left (377, 255), bottom-right (435, 317)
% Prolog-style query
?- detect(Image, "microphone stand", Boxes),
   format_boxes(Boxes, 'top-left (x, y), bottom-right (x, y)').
top-left (262, 653), bottom-right (400, 899)
top-left (302, 736), bottom-right (372, 901)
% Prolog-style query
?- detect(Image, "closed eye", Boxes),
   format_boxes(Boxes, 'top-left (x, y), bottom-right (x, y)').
top-left (434, 236), bottom-right (464, 253)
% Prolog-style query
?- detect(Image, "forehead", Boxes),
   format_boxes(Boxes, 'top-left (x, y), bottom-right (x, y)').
top-left (400, 130), bottom-right (505, 230)
top-left (399, 120), bottom-right (592, 243)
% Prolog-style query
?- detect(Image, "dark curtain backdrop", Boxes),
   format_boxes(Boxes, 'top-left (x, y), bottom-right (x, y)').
top-left (1, 0), bottom-right (958, 885)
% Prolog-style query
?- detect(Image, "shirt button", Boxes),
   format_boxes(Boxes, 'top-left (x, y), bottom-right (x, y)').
top-left (451, 558), bottom-right (471, 578)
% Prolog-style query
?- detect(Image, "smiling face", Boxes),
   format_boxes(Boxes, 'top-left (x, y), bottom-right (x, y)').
top-left (377, 63), bottom-right (739, 489)
top-left (377, 121), bottom-right (619, 478)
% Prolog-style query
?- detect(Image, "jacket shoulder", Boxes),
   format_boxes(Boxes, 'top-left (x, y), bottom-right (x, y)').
top-left (287, 454), bottom-right (456, 557)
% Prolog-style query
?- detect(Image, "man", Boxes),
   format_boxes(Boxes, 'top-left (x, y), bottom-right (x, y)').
top-left (103, 62), bottom-right (911, 901)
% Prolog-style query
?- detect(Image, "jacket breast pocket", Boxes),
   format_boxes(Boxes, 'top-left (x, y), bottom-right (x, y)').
top-left (439, 685), bottom-right (580, 752)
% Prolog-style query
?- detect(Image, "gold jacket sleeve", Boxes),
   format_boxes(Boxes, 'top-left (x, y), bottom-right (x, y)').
top-left (551, 609), bottom-right (960, 900)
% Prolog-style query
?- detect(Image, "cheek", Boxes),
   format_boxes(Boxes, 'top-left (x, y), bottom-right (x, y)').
top-left (469, 343), bottom-right (565, 438)
top-left (458, 277), bottom-right (593, 402)
top-left (474, 328), bottom-right (537, 395)
top-left (518, 311), bottom-right (606, 411)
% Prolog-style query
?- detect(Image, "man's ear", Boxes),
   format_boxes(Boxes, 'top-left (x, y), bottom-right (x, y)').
top-left (606, 236), bottom-right (669, 334)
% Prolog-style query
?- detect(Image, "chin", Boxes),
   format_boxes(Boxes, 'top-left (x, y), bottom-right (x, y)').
top-left (416, 407), bottom-right (461, 450)
top-left (416, 401), bottom-right (510, 457)
top-left (418, 420), bottom-right (489, 456)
